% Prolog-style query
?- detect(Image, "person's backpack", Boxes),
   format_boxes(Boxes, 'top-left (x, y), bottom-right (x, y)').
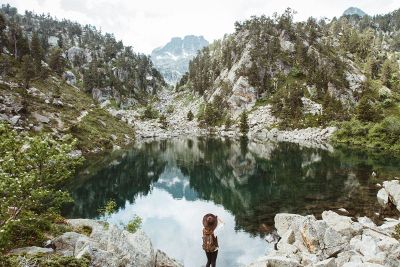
top-left (202, 228), bottom-right (218, 252)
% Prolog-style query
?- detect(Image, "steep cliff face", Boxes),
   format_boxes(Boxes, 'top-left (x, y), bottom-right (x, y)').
top-left (151, 35), bottom-right (208, 85)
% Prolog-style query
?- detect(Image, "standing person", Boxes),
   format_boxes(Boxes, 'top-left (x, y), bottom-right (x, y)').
top-left (202, 213), bottom-right (224, 267)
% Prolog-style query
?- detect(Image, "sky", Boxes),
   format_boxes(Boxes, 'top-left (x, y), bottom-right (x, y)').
top-left (1, 0), bottom-right (399, 54)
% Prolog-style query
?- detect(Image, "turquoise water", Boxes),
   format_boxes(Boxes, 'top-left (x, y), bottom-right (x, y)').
top-left (67, 137), bottom-right (400, 266)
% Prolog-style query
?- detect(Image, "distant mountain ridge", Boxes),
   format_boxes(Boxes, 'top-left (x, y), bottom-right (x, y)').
top-left (343, 7), bottom-right (367, 17)
top-left (151, 35), bottom-right (209, 85)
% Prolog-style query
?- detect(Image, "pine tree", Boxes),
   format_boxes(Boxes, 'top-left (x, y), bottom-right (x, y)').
top-left (31, 31), bottom-right (43, 72)
top-left (21, 55), bottom-right (35, 88)
top-left (57, 33), bottom-right (63, 48)
top-left (48, 48), bottom-right (65, 75)
top-left (0, 14), bottom-right (7, 53)
top-left (381, 59), bottom-right (392, 88)
top-left (239, 111), bottom-right (249, 136)
top-left (356, 96), bottom-right (379, 122)
top-left (187, 110), bottom-right (194, 121)
top-left (204, 103), bottom-right (217, 126)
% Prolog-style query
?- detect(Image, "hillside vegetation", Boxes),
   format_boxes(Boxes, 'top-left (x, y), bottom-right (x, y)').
top-left (177, 8), bottom-right (400, 154)
top-left (0, 4), bottom-right (169, 152)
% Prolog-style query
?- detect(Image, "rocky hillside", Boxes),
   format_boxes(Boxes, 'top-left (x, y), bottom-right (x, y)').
top-left (151, 35), bottom-right (208, 85)
top-left (173, 8), bottom-right (400, 153)
top-left (0, 4), bottom-right (171, 152)
top-left (0, 4), bottom-right (165, 107)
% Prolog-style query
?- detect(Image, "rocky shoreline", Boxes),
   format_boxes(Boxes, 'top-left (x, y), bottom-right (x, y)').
top-left (246, 180), bottom-right (400, 267)
top-left (10, 219), bottom-right (183, 267)
top-left (108, 106), bottom-right (337, 150)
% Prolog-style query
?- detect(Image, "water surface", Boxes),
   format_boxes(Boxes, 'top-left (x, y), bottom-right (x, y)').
top-left (68, 137), bottom-right (400, 266)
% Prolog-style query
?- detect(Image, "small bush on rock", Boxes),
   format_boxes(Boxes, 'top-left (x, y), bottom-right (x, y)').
top-left (126, 215), bottom-right (142, 234)
top-left (393, 224), bottom-right (400, 240)
top-left (187, 110), bottom-right (194, 121)
top-left (142, 105), bottom-right (159, 120)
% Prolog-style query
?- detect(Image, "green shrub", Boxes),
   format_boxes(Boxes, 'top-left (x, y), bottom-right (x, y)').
top-left (393, 224), bottom-right (400, 240)
top-left (333, 116), bottom-right (400, 154)
top-left (0, 214), bottom-right (51, 252)
top-left (166, 105), bottom-right (174, 114)
top-left (159, 114), bottom-right (168, 129)
top-left (142, 105), bottom-right (159, 120)
top-left (97, 200), bottom-right (117, 218)
top-left (77, 225), bottom-right (93, 236)
top-left (0, 123), bottom-right (83, 252)
top-left (125, 215), bottom-right (142, 234)
top-left (369, 116), bottom-right (400, 147)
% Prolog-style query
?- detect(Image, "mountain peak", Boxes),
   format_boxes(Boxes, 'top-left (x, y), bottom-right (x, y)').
top-left (151, 35), bottom-right (209, 85)
top-left (343, 7), bottom-right (367, 17)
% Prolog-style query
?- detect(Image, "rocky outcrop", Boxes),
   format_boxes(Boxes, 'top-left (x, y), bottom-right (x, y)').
top-left (302, 97), bottom-right (322, 116)
top-left (248, 209), bottom-right (400, 267)
top-left (377, 180), bottom-right (400, 212)
top-left (9, 219), bottom-right (182, 267)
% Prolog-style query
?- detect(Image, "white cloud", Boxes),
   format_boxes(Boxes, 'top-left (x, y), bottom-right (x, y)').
top-left (2, 0), bottom-right (399, 54)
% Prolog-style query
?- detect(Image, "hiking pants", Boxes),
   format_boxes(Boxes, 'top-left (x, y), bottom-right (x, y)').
top-left (206, 250), bottom-right (218, 267)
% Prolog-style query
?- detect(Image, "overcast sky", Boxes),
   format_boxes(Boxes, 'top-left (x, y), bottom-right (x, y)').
top-left (2, 0), bottom-right (399, 54)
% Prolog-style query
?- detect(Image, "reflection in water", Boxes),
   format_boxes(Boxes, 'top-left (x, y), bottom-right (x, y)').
top-left (67, 137), bottom-right (400, 266)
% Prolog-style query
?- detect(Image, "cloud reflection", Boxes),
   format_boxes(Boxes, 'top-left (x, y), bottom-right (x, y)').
top-left (107, 188), bottom-right (268, 267)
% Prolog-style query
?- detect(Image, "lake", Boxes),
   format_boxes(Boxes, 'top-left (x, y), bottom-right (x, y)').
top-left (67, 137), bottom-right (400, 267)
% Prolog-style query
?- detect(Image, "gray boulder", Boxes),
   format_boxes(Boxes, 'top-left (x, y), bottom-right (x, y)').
top-left (321, 211), bottom-right (362, 239)
top-left (377, 188), bottom-right (389, 207)
top-left (9, 115), bottom-right (21, 125)
top-left (33, 112), bottom-right (50, 124)
top-left (380, 180), bottom-right (400, 211)
top-left (63, 71), bottom-right (76, 85)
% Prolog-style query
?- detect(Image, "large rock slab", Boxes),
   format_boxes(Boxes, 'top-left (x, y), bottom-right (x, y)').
top-left (66, 219), bottom-right (155, 267)
top-left (321, 211), bottom-right (362, 239)
top-left (275, 214), bottom-right (308, 237)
